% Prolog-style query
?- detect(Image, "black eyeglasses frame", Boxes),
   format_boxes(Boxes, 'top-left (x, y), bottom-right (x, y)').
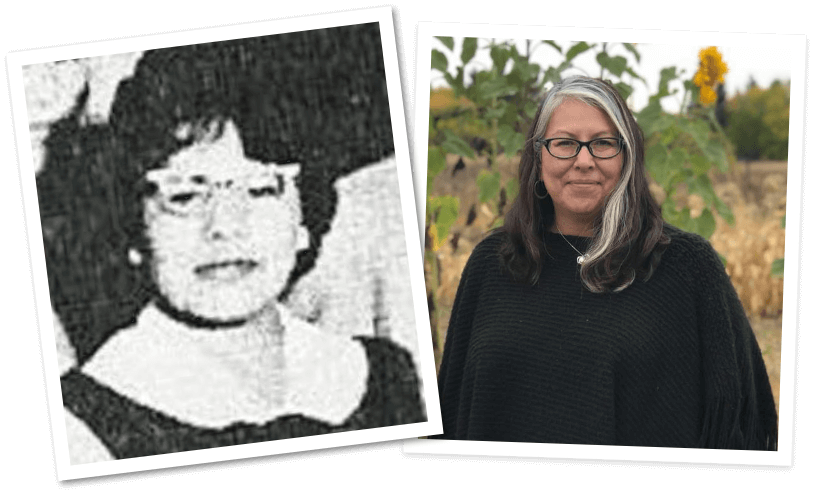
top-left (535, 137), bottom-right (625, 159)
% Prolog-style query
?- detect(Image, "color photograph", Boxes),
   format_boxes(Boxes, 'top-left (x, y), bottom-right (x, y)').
top-left (405, 22), bottom-right (804, 466)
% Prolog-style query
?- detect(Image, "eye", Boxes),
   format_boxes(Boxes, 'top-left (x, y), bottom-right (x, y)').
top-left (248, 185), bottom-right (282, 198)
top-left (247, 174), bottom-right (285, 198)
top-left (168, 191), bottom-right (202, 205)
top-left (553, 139), bottom-right (576, 147)
top-left (594, 137), bottom-right (620, 148)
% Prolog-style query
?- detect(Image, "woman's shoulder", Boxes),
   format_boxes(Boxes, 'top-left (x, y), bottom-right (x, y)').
top-left (658, 223), bottom-right (728, 283)
top-left (352, 336), bottom-right (426, 423)
top-left (465, 231), bottom-right (507, 266)
top-left (661, 223), bottom-right (721, 264)
top-left (354, 335), bottom-right (418, 377)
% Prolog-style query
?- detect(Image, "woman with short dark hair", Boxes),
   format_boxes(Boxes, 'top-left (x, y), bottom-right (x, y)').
top-left (434, 76), bottom-right (777, 449)
top-left (38, 27), bottom-right (425, 464)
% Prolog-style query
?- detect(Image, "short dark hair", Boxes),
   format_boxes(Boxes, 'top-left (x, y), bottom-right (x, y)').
top-left (36, 23), bottom-right (394, 362)
top-left (499, 76), bottom-right (669, 291)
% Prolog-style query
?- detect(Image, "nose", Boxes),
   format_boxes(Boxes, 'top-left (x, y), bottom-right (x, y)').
top-left (203, 192), bottom-right (249, 241)
top-left (574, 144), bottom-right (595, 169)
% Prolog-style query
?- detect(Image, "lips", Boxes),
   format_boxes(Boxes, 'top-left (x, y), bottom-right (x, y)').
top-left (194, 259), bottom-right (259, 281)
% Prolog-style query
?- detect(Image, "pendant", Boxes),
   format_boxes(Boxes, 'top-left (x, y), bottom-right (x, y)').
top-left (577, 255), bottom-right (585, 265)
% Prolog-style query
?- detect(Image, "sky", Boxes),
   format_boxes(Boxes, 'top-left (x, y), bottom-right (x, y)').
top-left (429, 38), bottom-right (794, 113)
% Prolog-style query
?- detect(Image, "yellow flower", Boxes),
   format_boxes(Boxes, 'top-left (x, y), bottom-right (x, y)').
top-left (699, 85), bottom-right (717, 105)
top-left (692, 46), bottom-right (729, 105)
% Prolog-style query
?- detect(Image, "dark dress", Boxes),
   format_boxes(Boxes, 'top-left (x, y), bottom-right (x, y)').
top-left (62, 336), bottom-right (426, 460)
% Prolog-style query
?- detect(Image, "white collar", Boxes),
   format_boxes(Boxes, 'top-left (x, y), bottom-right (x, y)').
top-left (83, 303), bottom-right (368, 428)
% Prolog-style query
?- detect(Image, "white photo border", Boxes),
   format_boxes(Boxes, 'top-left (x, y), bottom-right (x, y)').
top-left (7, 7), bottom-right (442, 481)
top-left (405, 21), bottom-right (805, 467)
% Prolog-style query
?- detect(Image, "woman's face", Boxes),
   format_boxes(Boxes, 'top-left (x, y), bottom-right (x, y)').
top-left (540, 98), bottom-right (624, 233)
top-left (144, 121), bottom-right (308, 323)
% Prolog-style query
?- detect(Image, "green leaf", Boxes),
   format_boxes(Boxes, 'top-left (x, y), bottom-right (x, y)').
top-left (668, 168), bottom-right (693, 190)
top-left (498, 106), bottom-right (521, 128)
top-left (713, 194), bottom-right (735, 225)
top-left (694, 208), bottom-right (717, 239)
top-left (685, 118), bottom-right (710, 144)
top-left (444, 67), bottom-right (466, 95)
top-left (662, 196), bottom-right (677, 215)
top-left (441, 129), bottom-right (475, 158)
top-left (645, 144), bottom-right (669, 184)
top-left (614, 82), bottom-right (633, 100)
top-left (771, 258), bottom-right (785, 278)
top-left (490, 45), bottom-right (511, 73)
top-left (477, 170), bottom-right (502, 203)
top-left (505, 177), bottom-right (520, 203)
top-left (431, 49), bottom-right (448, 73)
top-left (667, 147), bottom-right (689, 172)
top-left (688, 174), bottom-right (716, 204)
top-left (524, 101), bottom-right (539, 119)
top-left (651, 66), bottom-right (680, 102)
top-left (436, 36), bottom-right (454, 51)
top-left (509, 44), bottom-right (521, 60)
top-left (461, 37), bottom-right (478, 65)
top-left (507, 58), bottom-right (540, 87)
top-left (565, 41), bottom-right (593, 62)
top-left (483, 102), bottom-right (506, 121)
top-left (477, 76), bottom-right (515, 100)
top-left (637, 101), bottom-right (674, 136)
top-left (543, 40), bottom-right (562, 53)
top-left (434, 195), bottom-right (459, 228)
top-left (427, 146), bottom-right (445, 187)
top-left (624, 66), bottom-right (645, 82)
top-left (636, 101), bottom-right (661, 131)
top-left (622, 43), bottom-right (641, 63)
top-left (497, 125), bottom-right (525, 157)
top-left (543, 61), bottom-right (570, 85)
top-left (689, 154), bottom-right (709, 175)
top-left (781, 215), bottom-right (786, 228)
top-left (596, 52), bottom-right (627, 77)
top-left (707, 142), bottom-right (728, 173)
top-left (429, 195), bottom-right (460, 251)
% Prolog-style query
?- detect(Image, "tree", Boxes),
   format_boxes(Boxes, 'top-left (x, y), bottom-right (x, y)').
top-left (726, 80), bottom-right (790, 160)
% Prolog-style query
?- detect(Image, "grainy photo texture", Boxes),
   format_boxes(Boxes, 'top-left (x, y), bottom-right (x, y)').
top-left (25, 23), bottom-right (427, 466)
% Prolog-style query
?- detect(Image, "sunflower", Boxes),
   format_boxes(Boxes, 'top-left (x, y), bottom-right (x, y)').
top-left (692, 46), bottom-right (728, 105)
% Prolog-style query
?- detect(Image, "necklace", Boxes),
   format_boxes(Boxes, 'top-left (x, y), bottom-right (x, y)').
top-left (556, 226), bottom-right (586, 265)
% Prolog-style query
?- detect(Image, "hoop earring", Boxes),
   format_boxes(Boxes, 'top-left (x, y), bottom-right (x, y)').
top-left (534, 180), bottom-right (549, 200)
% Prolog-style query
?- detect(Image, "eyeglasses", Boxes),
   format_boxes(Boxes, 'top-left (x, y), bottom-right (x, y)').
top-left (145, 167), bottom-right (293, 218)
top-left (536, 137), bottom-right (625, 159)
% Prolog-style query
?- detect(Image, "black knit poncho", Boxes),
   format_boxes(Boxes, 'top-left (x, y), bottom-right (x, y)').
top-left (433, 225), bottom-right (777, 449)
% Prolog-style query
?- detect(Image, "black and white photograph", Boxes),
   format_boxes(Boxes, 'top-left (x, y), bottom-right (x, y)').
top-left (8, 8), bottom-right (439, 480)
top-left (405, 23), bottom-right (804, 466)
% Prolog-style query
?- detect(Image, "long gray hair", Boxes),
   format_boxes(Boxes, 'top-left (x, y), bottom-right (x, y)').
top-left (499, 76), bottom-right (669, 292)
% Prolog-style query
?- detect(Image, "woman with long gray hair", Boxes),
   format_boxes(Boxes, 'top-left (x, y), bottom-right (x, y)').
top-left (433, 76), bottom-right (777, 449)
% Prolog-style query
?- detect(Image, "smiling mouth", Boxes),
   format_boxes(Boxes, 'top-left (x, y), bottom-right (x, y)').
top-left (194, 260), bottom-right (259, 281)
